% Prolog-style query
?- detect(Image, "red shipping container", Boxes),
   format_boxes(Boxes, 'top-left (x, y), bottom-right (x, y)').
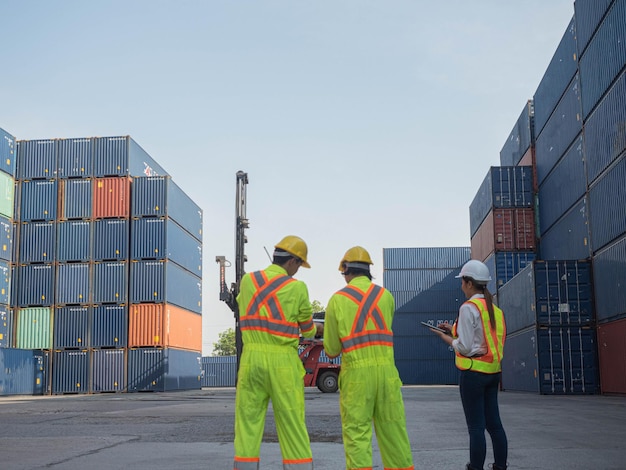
top-left (597, 318), bottom-right (626, 395)
top-left (93, 177), bottom-right (131, 219)
top-left (471, 208), bottom-right (536, 261)
top-left (128, 303), bottom-right (202, 352)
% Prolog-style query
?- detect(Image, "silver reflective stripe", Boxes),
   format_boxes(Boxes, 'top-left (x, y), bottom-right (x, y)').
top-left (240, 317), bottom-right (299, 336)
top-left (283, 461), bottom-right (313, 470)
top-left (343, 331), bottom-right (394, 349)
top-left (340, 285), bottom-right (363, 302)
top-left (248, 272), bottom-right (293, 320)
top-left (299, 319), bottom-right (314, 332)
top-left (234, 459), bottom-right (259, 470)
top-left (354, 285), bottom-right (384, 331)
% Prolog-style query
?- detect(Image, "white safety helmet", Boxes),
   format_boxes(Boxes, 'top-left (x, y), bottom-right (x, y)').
top-left (455, 260), bottom-right (491, 283)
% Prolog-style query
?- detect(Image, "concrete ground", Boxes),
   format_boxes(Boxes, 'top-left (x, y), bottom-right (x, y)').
top-left (0, 386), bottom-right (624, 470)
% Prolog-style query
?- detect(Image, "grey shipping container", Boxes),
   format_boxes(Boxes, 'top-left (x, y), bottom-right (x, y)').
top-left (92, 219), bottom-right (129, 261)
top-left (392, 289), bottom-right (465, 314)
top-left (578, 0), bottom-right (626, 118)
top-left (53, 306), bottom-right (90, 349)
top-left (537, 133), bottom-right (586, 234)
top-left (57, 137), bottom-right (93, 179)
top-left (592, 233), bottom-right (626, 322)
top-left (535, 73), bottom-right (583, 186)
top-left (91, 304), bottom-right (127, 348)
top-left (499, 100), bottom-right (534, 167)
top-left (538, 196), bottom-right (591, 260)
top-left (469, 166), bottom-right (533, 237)
top-left (574, 0), bottom-right (615, 57)
top-left (16, 139), bottom-right (57, 180)
top-left (201, 355), bottom-right (236, 387)
top-left (131, 176), bottom-right (202, 242)
top-left (93, 136), bottom-right (168, 178)
top-left (52, 349), bottom-right (90, 394)
top-left (127, 348), bottom-right (201, 392)
top-left (131, 217), bottom-right (202, 277)
top-left (384, 268), bottom-right (461, 293)
top-left (0, 127), bottom-right (16, 177)
top-left (91, 349), bottom-right (126, 393)
top-left (130, 260), bottom-right (202, 314)
top-left (0, 215), bottom-right (14, 262)
top-left (533, 17), bottom-right (578, 136)
top-left (382, 246), bottom-right (470, 270)
top-left (497, 260), bottom-right (594, 334)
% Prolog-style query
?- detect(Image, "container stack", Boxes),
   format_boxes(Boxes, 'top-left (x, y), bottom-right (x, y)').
top-left (497, 260), bottom-right (598, 394)
top-left (383, 247), bottom-right (470, 385)
top-left (0, 127), bottom-right (15, 349)
top-left (469, 165), bottom-right (536, 294)
top-left (8, 135), bottom-right (203, 394)
top-left (576, 0), bottom-right (626, 395)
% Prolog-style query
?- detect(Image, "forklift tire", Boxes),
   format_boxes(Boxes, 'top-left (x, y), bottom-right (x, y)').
top-left (317, 371), bottom-right (339, 393)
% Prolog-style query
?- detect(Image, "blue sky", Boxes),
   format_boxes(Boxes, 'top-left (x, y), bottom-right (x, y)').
top-left (1, 1), bottom-right (575, 355)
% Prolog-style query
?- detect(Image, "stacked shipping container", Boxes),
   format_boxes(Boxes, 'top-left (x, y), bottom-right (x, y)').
top-left (0, 135), bottom-right (203, 395)
top-left (383, 247), bottom-right (470, 385)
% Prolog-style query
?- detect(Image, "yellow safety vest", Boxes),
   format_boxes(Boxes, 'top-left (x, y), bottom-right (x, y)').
top-left (452, 298), bottom-right (506, 374)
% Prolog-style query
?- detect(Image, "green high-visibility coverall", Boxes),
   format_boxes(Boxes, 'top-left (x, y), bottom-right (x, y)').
top-left (234, 264), bottom-right (317, 470)
top-left (324, 276), bottom-right (414, 470)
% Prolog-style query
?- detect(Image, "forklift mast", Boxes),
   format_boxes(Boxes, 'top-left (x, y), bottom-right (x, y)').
top-left (215, 170), bottom-right (249, 369)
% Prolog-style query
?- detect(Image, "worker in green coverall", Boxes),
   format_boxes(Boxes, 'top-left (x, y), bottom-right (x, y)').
top-left (234, 235), bottom-right (323, 470)
top-left (324, 246), bottom-right (414, 470)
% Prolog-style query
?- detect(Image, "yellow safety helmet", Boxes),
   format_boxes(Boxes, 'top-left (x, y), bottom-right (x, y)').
top-left (274, 235), bottom-right (310, 268)
top-left (338, 246), bottom-right (373, 272)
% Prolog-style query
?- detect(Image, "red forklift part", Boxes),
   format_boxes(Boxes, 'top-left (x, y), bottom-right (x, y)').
top-left (299, 338), bottom-right (340, 393)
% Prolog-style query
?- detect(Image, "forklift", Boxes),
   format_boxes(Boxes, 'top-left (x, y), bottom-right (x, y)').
top-left (216, 172), bottom-right (340, 392)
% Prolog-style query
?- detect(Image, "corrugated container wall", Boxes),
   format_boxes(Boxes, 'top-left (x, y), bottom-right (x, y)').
top-left (52, 350), bottom-right (89, 394)
top-left (16, 264), bottom-right (54, 307)
top-left (17, 179), bottom-right (57, 221)
top-left (0, 306), bottom-right (14, 347)
top-left (53, 306), bottom-right (90, 349)
top-left (578, 0), bottom-right (626, 119)
top-left (471, 208), bottom-right (535, 262)
top-left (18, 221), bottom-right (55, 263)
top-left (91, 349), bottom-right (125, 393)
top-left (16, 139), bottom-right (57, 180)
top-left (55, 263), bottom-right (90, 305)
top-left (132, 176), bottom-right (203, 242)
top-left (92, 219), bottom-right (128, 261)
top-left (15, 307), bottom-right (52, 349)
top-left (128, 303), bottom-right (202, 351)
top-left (592, 234), bottom-right (626, 323)
top-left (201, 356), bottom-right (236, 387)
top-left (383, 247), bottom-right (470, 270)
top-left (0, 172), bottom-right (15, 219)
top-left (574, 0), bottom-right (615, 56)
top-left (91, 304), bottom-right (127, 348)
top-left (127, 348), bottom-right (201, 392)
top-left (57, 221), bottom-right (91, 262)
top-left (59, 179), bottom-right (92, 220)
top-left (0, 215), bottom-right (14, 261)
top-left (500, 100), bottom-right (534, 167)
top-left (538, 196), bottom-right (591, 260)
top-left (0, 127), bottom-right (16, 177)
top-left (469, 166), bottom-right (533, 237)
top-left (483, 251), bottom-right (536, 294)
top-left (57, 138), bottom-right (93, 179)
top-left (0, 260), bottom-right (10, 305)
top-left (93, 177), bottom-right (131, 219)
top-left (0, 349), bottom-right (45, 396)
top-left (596, 318), bottom-right (626, 395)
top-left (532, 16), bottom-right (578, 136)
top-left (93, 136), bottom-right (168, 178)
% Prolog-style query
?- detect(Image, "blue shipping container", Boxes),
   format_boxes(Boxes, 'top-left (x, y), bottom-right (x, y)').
top-left (575, 0), bottom-right (615, 56)
top-left (18, 221), bottom-right (55, 263)
top-left (52, 349), bottom-right (89, 394)
top-left (16, 264), bottom-right (54, 307)
top-left (535, 73), bottom-right (583, 186)
top-left (384, 268), bottom-right (461, 293)
top-left (131, 176), bottom-right (202, 242)
top-left (0, 260), bottom-right (9, 305)
top-left (56, 263), bottom-right (91, 305)
top-left (18, 179), bottom-right (58, 221)
top-left (201, 355), bottom-right (236, 387)
top-left (91, 304), bottom-right (127, 348)
top-left (497, 260), bottom-right (594, 334)
top-left (392, 289), bottom-right (465, 314)
top-left (500, 100), bottom-right (534, 167)
top-left (93, 136), bottom-right (168, 178)
top-left (537, 134), bottom-right (586, 234)
top-left (0, 215), bottom-right (14, 262)
top-left (539, 196), bottom-right (591, 260)
top-left (579, 0), bottom-right (626, 118)
top-left (483, 251), bottom-right (536, 293)
top-left (92, 219), bottom-right (129, 261)
top-left (16, 139), bottom-right (57, 180)
top-left (583, 68), bottom-right (626, 185)
top-left (57, 137), bottom-right (93, 179)
top-left (0, 127), bottom-right (16, 177)
top-left (592, 234), bottom-right (626, 322)
top-left (92, 262), bottom-right (128, 304)
top-left (395, 358), bottom-right (458, 386)
top-left (382, 246), bottom-right (470, 270)
top-left (59, 179), bottom-right (92, 219)
top-left (131, 217), bottom-right (202, 276)
top-left (0, 348), bottom-right (42, 396)
top-left (91, 349), bottom-right (126, 393)
top-left (54, 306), bottom-right (90, 349)
top-left (127, 348), bottom-right (201, 392)
top-left (533, 17), bottom-right (578, 136)
top-left (469, 166), bottom-right (533, 237)
top-left (57, 221), bottom-right (91, 262)
top-left (130, 260), bottom-right (202, 314)
top-left (0, 305), bottom-right (13, 347)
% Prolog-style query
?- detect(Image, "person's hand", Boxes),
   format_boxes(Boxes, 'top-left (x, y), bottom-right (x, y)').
top-left (438, 322), bottom-right (452, 334)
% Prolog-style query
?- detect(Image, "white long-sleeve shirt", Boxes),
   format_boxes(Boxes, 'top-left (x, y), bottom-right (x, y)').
top-left (452, 294), bottom-right (488, 357)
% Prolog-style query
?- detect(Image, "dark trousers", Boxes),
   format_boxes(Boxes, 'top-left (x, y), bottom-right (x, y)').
top-left (459, 369), bottom-right (508, 470)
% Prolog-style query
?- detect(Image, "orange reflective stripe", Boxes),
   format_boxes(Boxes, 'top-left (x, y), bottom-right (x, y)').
top-left (240, 271), bottom-right (300, 338)
top-left (338, 284), bottom-right (393, 352)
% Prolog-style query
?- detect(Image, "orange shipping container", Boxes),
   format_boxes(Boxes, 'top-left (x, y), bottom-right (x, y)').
top-left (93, 177), bottom-right (131, 219)
top-left (128, 303), bottom-right (202, 352)
top-left (471, 208), bottom-right (536, 262)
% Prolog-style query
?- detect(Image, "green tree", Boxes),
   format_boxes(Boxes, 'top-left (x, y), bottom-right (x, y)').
top-left (311, 300), bottom-right (325, 313)
top-left (213, 328), bottom-right (236, 356)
